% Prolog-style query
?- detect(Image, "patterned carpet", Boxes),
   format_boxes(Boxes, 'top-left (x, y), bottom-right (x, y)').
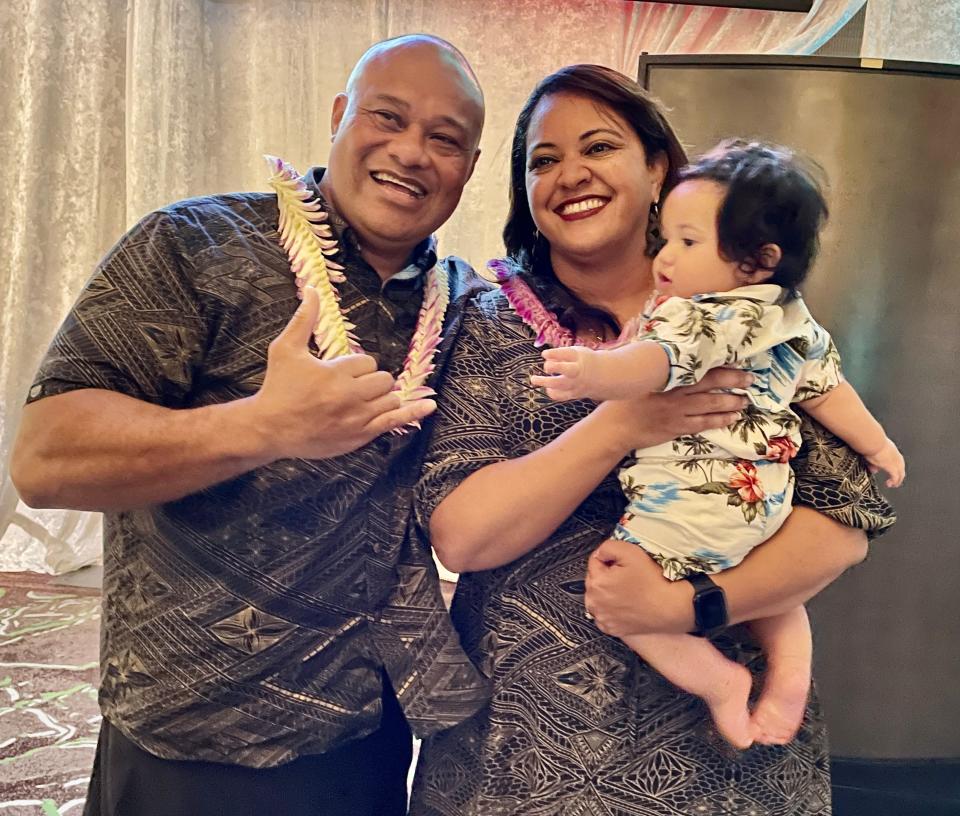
top-left (0, 572), bottom-right (100, 815)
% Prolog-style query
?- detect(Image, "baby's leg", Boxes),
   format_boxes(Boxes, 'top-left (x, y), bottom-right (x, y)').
top-left (622, 631), bottom-right (754, 749)
top-left (749, 605), bottom-right (813, 745)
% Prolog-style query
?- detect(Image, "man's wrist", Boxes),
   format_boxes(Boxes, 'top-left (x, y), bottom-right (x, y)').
top-left (215, 397), bottom-right (281, 467)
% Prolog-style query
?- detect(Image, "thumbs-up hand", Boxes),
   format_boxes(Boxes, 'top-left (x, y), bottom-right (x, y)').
top-left (242, 288), bottom-right (436, 461)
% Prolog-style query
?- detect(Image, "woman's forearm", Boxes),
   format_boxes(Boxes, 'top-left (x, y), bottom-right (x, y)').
top-left (716, 505), bottom-right (868, 625)
top-left (430, 407), bottom-right (628, 573)
top-left (430, 369), bottom-right (752, 573)
top-left (586, 505), bottom-right (868, 637)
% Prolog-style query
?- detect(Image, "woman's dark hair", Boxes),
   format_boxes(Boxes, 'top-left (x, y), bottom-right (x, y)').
top-left (502, 64), bottom-right (687, 336)
top-left (680, 139), bottom-right (829, 292)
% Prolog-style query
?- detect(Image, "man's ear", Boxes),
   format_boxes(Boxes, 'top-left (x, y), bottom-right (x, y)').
top-left (330, 93), bottom-right (349, 138)
top-left (466, 148), bottom-right (481, 183)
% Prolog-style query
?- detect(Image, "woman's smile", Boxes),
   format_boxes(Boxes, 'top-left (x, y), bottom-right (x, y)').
top-left (555, 195), bottom-right (609, 221)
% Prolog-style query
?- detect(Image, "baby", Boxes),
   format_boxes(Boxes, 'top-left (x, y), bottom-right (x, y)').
top-left (531, 140), bottom-right (905, 749)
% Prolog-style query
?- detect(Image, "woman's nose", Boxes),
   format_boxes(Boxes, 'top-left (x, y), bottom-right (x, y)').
top-left (557, 157), bottom-right (591, 188)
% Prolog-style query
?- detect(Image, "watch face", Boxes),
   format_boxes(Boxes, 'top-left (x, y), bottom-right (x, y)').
top-left (697, 587), bottom-right (727, 630)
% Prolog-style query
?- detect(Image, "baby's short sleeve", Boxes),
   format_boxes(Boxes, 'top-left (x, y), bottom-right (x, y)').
top-left (793, 322), bottom-right (844, 402)
top-left (638, 295), bottom-right (780, 391)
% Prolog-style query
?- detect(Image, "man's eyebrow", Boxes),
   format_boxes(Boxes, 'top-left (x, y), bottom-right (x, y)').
top-left (435, 115), bottom-right (470, 138)
top-left (370, 94), bottom-right (470, 137)
top-left (371, 93), bottom-right (410, 110)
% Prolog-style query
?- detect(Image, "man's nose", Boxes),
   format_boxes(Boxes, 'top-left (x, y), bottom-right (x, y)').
top-left (388, 126), bottom-right (429, 168)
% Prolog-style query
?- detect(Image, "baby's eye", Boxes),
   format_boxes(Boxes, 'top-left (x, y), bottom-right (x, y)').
top-left (682, 238), bottom-right (696, 247)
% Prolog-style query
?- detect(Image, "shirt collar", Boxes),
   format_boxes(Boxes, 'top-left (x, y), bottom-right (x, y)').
top-left (303, 167), bottom-right (437, 285)
top-left (691, 283), bottom-right (786, 306)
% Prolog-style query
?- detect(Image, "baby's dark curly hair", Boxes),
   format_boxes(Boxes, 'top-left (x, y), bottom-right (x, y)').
top-left (680, 139), bottom-right (829, 291)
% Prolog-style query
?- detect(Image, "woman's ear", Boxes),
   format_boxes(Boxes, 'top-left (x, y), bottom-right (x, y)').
top-left (650, 152), bottom-right (669, 203)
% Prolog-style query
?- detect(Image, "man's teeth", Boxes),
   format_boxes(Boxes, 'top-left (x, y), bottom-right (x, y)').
top-left (559, 198), bottom-right (606, 215)
top-left (372, 171), bottom-right (425, 197)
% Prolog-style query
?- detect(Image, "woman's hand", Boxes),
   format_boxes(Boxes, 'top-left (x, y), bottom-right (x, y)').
top-left (592, 367), bottom-right (752, 454)
top-left (585, 539), bottom-right (693, 636)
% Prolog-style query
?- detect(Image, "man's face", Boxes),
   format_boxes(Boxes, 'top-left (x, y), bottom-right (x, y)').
top-left (322, 43), bottom-right (483, 261)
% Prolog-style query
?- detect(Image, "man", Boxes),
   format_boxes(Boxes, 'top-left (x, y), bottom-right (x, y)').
top-left (11, 35), bottom-right (489, 816)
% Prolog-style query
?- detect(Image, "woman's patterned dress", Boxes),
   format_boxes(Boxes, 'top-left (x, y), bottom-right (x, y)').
top-left (409, 287), bottom-right (894, 816)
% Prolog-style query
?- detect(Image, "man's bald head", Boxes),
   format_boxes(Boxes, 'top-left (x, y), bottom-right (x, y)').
top-left (345, 34), bottom-right (484, 129)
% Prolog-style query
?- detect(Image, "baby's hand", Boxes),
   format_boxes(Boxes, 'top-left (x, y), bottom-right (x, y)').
top-left (866, 437), bottom-right (906, 488)
top-left (530, 346), bottom-right (601, 401)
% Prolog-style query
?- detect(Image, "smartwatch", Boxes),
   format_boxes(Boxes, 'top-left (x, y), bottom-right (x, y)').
top-left (684, 572), bottom-right (728, 637)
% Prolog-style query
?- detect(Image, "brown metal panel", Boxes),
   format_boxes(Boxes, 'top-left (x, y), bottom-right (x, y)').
top-left (644, 57), bottom-right (960, 759)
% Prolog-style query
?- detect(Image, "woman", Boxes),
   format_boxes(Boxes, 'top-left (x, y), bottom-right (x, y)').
top-left (409, 65), bottom-right (893, 815)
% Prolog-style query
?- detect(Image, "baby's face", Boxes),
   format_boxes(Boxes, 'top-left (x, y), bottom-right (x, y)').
top-left (652, 179), bottom-right (743, 299)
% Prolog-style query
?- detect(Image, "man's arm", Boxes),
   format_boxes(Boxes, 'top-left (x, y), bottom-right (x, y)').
top-left (11, 288), bottom-right (434, 512)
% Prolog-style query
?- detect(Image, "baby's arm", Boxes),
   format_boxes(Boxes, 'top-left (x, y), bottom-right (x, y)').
top-left (530, 341), bottom-right (670, 402)
top-left (799, 382), bottom-right (905, 486)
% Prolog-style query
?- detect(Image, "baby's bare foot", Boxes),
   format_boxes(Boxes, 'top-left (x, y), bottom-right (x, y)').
top-left (751, 661), bottom-right (811, 745)
top-left (702, 662), bottom-right (754, 749)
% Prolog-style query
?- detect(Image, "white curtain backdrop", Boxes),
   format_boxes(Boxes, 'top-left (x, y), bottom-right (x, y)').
top-left (0, 0), bottom-right (867, 573)
top-left (862, 0), bottom-right (960, 65)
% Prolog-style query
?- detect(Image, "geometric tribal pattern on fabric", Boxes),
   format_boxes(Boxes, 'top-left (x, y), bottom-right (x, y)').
top-left (409, 286), bottom-right (894, 815)
top-left (27, 175), bottom-right (490, 767)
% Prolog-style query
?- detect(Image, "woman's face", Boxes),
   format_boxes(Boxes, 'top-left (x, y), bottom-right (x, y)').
top-left (524, 92), bottom-right (666, 268)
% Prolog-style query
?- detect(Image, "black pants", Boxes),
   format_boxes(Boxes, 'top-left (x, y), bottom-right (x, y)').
top-left (82, 688), bottom-right (413, 816)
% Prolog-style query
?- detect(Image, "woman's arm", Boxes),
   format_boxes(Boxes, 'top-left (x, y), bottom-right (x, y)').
top-left (430, 367), bottom-right (751, 573)
top-left (585, 410), bottom-right (896, 637)
top-left (585, 506), bottom-right (866, 637)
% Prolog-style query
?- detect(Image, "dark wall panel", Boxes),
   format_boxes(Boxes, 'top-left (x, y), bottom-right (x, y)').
top-left (643, 57), bottom-right (960, 759)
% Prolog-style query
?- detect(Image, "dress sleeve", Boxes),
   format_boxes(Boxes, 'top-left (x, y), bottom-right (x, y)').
top-left (638, 296), bottom-right (777, 391)
top-left (792, 413), bottom-right (897, 539)
top-left (414, 296), bottom-right (510, 533)
top-left (27, 209), bottom-right (208, 408)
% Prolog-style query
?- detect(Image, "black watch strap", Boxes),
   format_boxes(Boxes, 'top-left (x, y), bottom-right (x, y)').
top-left (684, 572), bottom-right (728, 637)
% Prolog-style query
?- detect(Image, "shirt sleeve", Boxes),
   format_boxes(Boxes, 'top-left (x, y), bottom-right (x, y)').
top-left (27, 209), bottom-right (209, 408)
top-left (793, 322), bottom-right (844, 402)
top-left (414, 296), bottom-right (511, 535)
top-left (638, 295), bottom-right (783, 391)
top-left (792, 412), bottom-right (896, 539)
